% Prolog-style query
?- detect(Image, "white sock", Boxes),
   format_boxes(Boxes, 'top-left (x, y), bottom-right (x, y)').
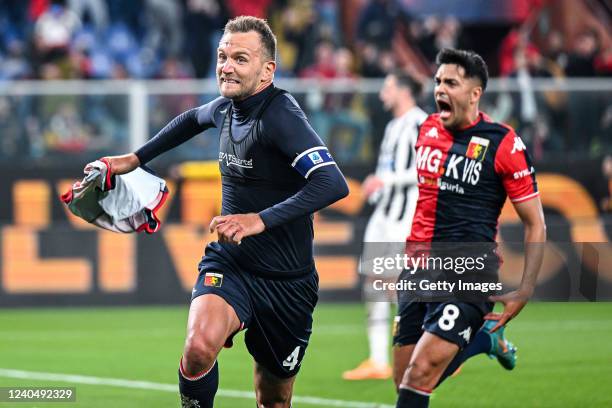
top-left (367, 301), bottom-right (390, 366)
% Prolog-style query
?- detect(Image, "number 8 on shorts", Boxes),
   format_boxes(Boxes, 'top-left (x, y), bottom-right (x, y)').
top-left (438, 304), bottom-right (460, 331)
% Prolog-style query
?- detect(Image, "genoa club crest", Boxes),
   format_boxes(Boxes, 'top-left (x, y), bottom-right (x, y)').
top-left (204, 272), bottom-right (223, 287)
top-left (466, 136), bottom-right (490, 161)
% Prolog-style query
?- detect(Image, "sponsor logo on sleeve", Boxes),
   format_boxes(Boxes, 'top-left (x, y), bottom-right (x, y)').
top-left (513, 166), bottom-right (535, 179)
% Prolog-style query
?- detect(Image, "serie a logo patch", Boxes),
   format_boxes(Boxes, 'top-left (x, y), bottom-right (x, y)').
top-left (308, 151), bottom-right (323, 164)
top-left (204, 272), bottom-right (223, 287)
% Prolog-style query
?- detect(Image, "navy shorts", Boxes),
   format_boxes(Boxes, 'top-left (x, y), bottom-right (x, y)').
top-left (393, 300), bottom-right (493, 348)
top-left (192, 255), bottom-right (319, 379)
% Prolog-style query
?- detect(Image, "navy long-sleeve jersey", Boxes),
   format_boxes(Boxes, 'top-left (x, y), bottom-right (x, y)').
top-left (135, 85), bottom-right (349, 277)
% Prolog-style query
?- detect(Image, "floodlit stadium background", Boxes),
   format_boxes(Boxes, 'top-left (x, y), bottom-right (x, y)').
top-left (0, 0), bottom-right (610, 407)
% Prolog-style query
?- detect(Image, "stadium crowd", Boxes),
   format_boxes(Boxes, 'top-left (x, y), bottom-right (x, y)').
top-left (0, 0), bottom-right (609, 167)
top-left (2, 0), bottom-right (610, 81)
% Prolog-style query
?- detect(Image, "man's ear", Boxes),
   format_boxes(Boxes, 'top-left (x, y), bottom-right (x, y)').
top-left (470, 85), bottom-right (482, 105)
top-left (261, 60), bottom-right (276, 82)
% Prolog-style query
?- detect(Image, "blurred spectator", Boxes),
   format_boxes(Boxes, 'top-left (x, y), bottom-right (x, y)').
top-left (183, 0), bottom-right (227, 78)
top-left (0, 97), bottom-right (27, 159)
top-left (334, 48), bottom-right (356, 79)
top-left (0, 38), bottom-right (32, 79)
top-left (143, 0), bottom-right (183, 58)
top-left (563, 30), bottom-right (609, 155)
top-left (29, 0), bottom-right (50, 21)
top-left (358, 44), bottom-right (395, 159)
top-left (434, 16), bottom-right (461, 55)
top-left (44, 101), bottom-right (89, 153)
top-left (511, 47), bottom-right (553, 78)
top-left (106, 0), bottom-right (143, 36)
top-left (276, 0), bottom-right (320, 75)
top-left (155, 57), bottom-right (198, 127)
top-left (34, 0), bottom-right (81, 64)
top-left (413, 16), bottom-right (440, 63)
top-left (159, 56), bottom-right (193, 80)
top-left (508, 45), bottom-right (569, 158)
top-left (39, 62), bottom-right (63, 79)
top-left (303, 46), bottom-right (369, 163)
top-left (541, 30), bottom-right (567, 76)
top-left (225, 0), bottom-right (271, 18)
top-left (594, 47), bottom-right (612, 77)
top-left (356, 0), bottom-right (401, 49)
top-left (359, 44), bottom-right (394, 78)
top-left (299, 40), bottom-right (337, 79)
top-left (498, 27), bottom-right (539, 77)
top-left (110, 61), bottom-right (128, 79)
top-left (315, 0), bottom-right (341, 44)
top-left (0, 1), bottom-right (30, 43)
top-left (566, 30), bottom-right (599, 77)
top-left (329, 47), bottom-right (369, 162)
top-left (67, 0), bottom-right (108, 34)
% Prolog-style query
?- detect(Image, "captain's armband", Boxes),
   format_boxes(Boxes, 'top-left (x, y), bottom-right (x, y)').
top-left (292, 147), bottom-right (336, 178)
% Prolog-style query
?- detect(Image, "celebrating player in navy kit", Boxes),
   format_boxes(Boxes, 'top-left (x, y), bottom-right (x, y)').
top-left (393, 49), bottom-right (546, 407)
top-left (98, 16), bottom-right (349, 408)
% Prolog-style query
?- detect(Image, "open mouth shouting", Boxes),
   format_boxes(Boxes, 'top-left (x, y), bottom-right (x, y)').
top-left (436, 97), bottom-right (453, 121)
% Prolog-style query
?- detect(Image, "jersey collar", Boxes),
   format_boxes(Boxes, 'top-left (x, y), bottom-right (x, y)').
top-left (457, 112), bottom-right (484, 131)
top-left (231, 84), bottom-right (276, 120)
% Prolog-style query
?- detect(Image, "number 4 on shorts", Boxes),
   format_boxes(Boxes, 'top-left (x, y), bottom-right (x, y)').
top-left (283, 346), bottom-right (301, 371)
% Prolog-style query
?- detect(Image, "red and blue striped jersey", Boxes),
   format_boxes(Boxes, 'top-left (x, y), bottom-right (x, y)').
top-left (409, 112), bottom-right (538, 243)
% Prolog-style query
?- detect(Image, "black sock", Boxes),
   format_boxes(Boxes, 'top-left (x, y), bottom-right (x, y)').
top-left (178, 358), bottom-right (219, 408)
top-left (436, 328), bottom-right (492, 387)
top-left (396, 386), bottom-right (431, 408)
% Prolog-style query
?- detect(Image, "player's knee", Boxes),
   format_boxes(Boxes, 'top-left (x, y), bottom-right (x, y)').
top-left (182, 335), bottom-right (219, 375)
top-left (404, 359), bottom-right (436, 388)
top-left (256, 392), bottom-right (291, 408)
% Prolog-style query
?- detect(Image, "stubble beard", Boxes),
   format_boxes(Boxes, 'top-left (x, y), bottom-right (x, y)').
top-left (218, 79), bottom-right (259, 101)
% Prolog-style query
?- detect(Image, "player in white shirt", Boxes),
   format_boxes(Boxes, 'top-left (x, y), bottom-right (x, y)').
top-left (343, 71), bottom-right (427, 380)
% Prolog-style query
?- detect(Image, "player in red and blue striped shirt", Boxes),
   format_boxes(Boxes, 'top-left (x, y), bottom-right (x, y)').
top-left (393, 48), bottom-right (546, 407)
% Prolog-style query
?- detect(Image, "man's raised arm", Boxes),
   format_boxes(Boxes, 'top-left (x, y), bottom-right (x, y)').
top-left (102, 98), bottom-right (228, 174)
top-left (485, 197), bottom-right (546, 332)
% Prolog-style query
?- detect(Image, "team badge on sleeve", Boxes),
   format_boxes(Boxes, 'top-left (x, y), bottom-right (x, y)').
top-left (292, 146), bottom-right (335, 178)
top-left (466, 136), bottom-right (490, 161)
top-left (204, 272), bottom-right (223, 287)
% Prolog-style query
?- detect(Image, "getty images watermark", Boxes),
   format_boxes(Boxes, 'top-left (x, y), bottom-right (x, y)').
top-left (360, 242), bottom-right (503, 302)
top-left (367, 250), bottom-right (502, 302)
top-left (361, 242), bottom-right (612, 302)
top-left (371, 253), bottom-right (502, 294)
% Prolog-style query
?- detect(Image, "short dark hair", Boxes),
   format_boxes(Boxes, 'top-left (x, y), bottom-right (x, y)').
top-left (390, 70), bottom-right (422, 97)
top-left (436, 48), bottom-right (488, 90)
top-left (224, 16), bottom-right (277, 61)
